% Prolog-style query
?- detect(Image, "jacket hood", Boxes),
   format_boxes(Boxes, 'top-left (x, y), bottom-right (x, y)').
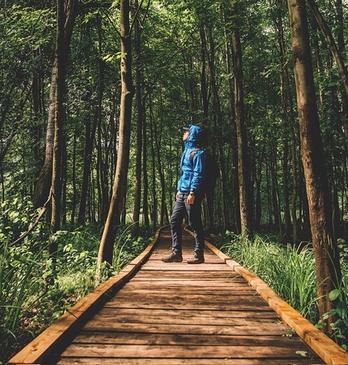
top-left (186, 124), bottom-right (203, 147)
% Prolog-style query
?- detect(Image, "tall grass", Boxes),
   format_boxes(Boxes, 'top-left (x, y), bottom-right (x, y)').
top-left (220, 233), bottom-right (348, 347)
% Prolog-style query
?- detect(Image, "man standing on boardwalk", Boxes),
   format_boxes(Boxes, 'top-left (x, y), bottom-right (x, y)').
top-left (162, 124), bottom-right (207, 264)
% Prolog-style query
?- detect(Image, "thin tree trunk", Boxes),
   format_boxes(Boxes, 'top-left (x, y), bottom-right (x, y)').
top-left (70, 125), bottom-right (77, 225)
top-left (149, 103), bottom-right (158, 228)
top-left (97, 0), bottom-right (134, 274)
top-left (154, 118), bottom-right (168, 225)
top-left (142, 99), bottom-right (150, 227)
top-left (132, 0), bottom-right (143, 231)
top-left (231, 18), bottom-right (253, 238)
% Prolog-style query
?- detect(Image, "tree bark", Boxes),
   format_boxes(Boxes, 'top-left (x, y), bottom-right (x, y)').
top-left (287, 0), bottom-right (342, 330)
top-left (97, 0), bottom-right (133, 273)
top-left (149, 102), bottom-right (158, 228)
top-left (231, 17), bottom-right (253, 238)
top-left (132, 0), bottom-right (143, 231)
top-left (34, 0), bottom-right (77, 209)
top-left (206, 26), bottom-right (229, 230)
top-left (78, 19), bottom-right (104, 226)
top-left (142, 99), bottom-right (150, 227)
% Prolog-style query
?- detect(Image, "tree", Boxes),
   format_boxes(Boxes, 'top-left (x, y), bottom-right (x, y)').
top-left (33, 0), bottom-right (77, 209)
top-left (97, 0), bottom-right (134, 275)
top-left (287, 0), bottom-right (342, 331)
top-left (230, 1), bottom-right (253, 238)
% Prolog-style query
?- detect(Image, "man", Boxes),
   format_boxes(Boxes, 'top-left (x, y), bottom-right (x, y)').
top-left (162, 124), bottom-right (207, 264)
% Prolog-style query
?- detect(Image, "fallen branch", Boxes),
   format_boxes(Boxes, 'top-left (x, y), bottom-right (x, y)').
top-left (10, 190), bottom-right (52, 246)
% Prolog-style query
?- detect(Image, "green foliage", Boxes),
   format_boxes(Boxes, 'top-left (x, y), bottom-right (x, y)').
top-left (220, 234), bottom-right (348, 347)
top-left (0, 197), bottom-right (152, 363)
top-left (324, 238), bottom-right (348, 349)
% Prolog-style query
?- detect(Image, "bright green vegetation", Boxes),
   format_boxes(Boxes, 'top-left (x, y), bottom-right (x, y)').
top-left (0, 197), bottom-right (151, 363)
top-left (220, 234), bottom-right (348, 349)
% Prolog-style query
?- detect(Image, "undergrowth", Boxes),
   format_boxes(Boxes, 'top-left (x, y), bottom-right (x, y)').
top-left (219, 232), bottom-right (348, 349)
top-left (0, 198), bottom-right (152, 363)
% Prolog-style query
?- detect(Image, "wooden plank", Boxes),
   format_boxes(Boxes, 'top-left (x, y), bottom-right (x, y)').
top-left (141, 263), bottom-right (233, 271)
top-left (110, 293), bottom-right (264, 302)
top-left (89, 313), bottom-right (281, 326)
top-left (120, 279), bottom-right (253, 290)
top-left (123, 280), bottom-right (250, 288)
top-left (94, 307), bottom-right (279, 319)
top-left (132, 270), bottom-right (245, 283)
top-left (81, 322), bottom-right (291, 336)
top-left (117, 288), bottom-right (257, 295)
top-left (183, 228), bottom-right (347, 365)
top-left (103, 300), bottom-right (273, 311)
top-left (8, 227), bottom-right (164, 365)
top-left (73, 331), bottom-right (305, 346)
top-left (56, 358), bottom-right (322, 365)
top-left (60, 343), bottom-right (318, 359)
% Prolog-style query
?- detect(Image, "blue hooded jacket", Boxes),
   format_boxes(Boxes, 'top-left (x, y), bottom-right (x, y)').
top-left (177, 124), bottom-right (206, 193)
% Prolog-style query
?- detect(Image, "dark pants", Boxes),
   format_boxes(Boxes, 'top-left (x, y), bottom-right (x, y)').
top-left (170, 192), bottom-right (204, 255)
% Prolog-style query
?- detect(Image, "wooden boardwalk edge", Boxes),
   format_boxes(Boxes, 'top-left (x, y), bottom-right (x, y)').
top-left (9, 226), bottom-right (165, 365)
top-left (186, 228), bottom-right (348, 365)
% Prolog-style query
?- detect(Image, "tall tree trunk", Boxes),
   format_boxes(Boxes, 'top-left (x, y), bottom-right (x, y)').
top-left (291, 126), bottom-right (299, 243)
top-left (31, 71), bottom-right (43, 172)
top-left (223, 8), bottom-right (240, 233)
top-left (71, 125), bottom-right (77, 225)
top-left (154, 118), bottom-right (168, 225)
top-left (49, 0), bottom-right (75, 262)
top-left (231, 16), bottom-right (253, 238)
top-left (273, 4), bottom-right (292, 241)
top-left (287, 0), bottom-right (342, 330)
top-left (149, 101), bottom-right (158, 228)
top-left (132, 0), bottom-right (143, 231)
top-left (97, 0), bottom-right (133, 273)
top-left (34, 0), bottom-right (77, 209)
top-left (199, 23), bottom-right (209, 125)
top-left (78, 19), bottom-right (104, 226)
top-left (78, 109), bottom-right (96, 225)
top-left (198, 22), bottom-right (215, 230)
top-left (142, 99), bottom-right (150, 227)
top-left (206, 26), bottom-right (229, 230)
top-left (270, 144), bottom-right (283, 237)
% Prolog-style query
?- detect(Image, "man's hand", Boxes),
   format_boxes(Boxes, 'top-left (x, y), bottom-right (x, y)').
top-left (176, 191), bottom-right (181, 201)
top-left (187, 192), bottom-right (195, 205)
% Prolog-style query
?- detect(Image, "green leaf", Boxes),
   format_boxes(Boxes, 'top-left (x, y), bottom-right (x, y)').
top-left (329, 289), bottom-right (341, 301)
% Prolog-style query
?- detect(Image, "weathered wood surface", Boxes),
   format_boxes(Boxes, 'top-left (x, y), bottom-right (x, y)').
top-left (10, 226), bottom-right (348, 365)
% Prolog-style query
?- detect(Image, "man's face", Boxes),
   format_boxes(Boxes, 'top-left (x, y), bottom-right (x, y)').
top-left (183, 130), bottom-right (189, 141)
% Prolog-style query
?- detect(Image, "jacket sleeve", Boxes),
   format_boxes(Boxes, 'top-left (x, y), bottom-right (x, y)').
top-left (190, 150), bottom-right (206, 192)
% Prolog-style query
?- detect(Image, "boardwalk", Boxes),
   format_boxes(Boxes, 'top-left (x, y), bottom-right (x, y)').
top-left (10, 227), bottom-right (348, 365)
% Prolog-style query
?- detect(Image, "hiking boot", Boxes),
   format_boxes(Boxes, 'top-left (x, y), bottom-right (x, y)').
top-left (161, 251), bottom-right (183, 263)
top-left (187, 252), bottom-right (205, 264)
